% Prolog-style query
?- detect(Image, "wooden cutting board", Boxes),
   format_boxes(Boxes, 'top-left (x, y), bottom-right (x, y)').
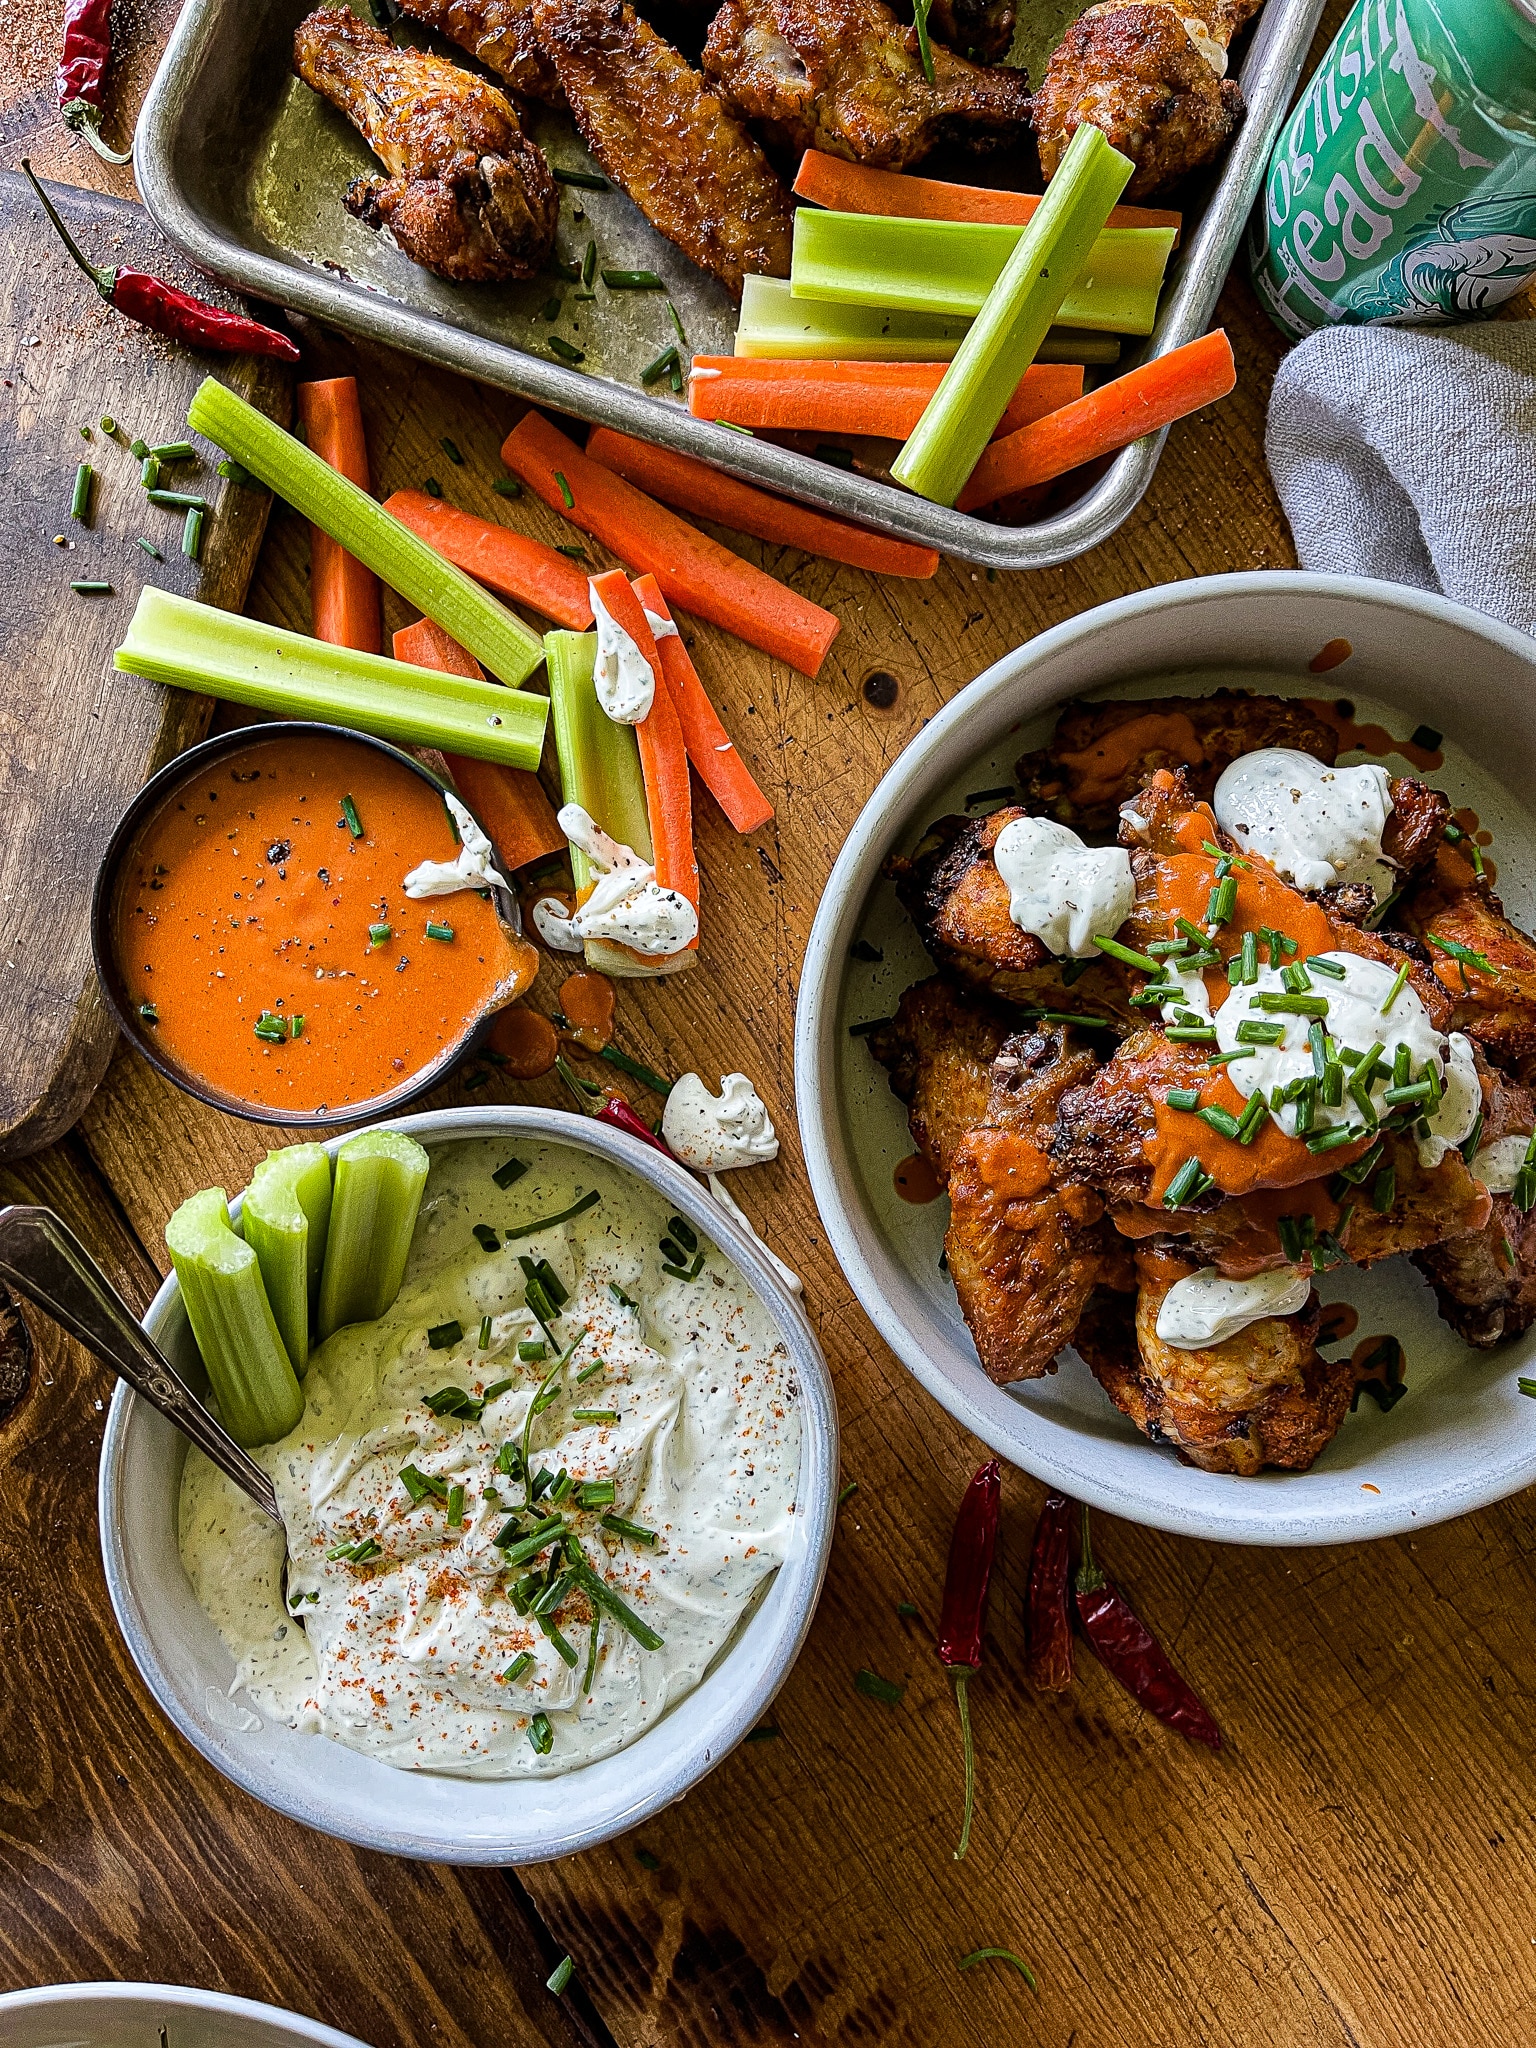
top-left (0, 168), bottom-right (288, 1160)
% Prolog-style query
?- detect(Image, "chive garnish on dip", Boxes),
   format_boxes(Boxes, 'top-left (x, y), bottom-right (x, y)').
top-left (427, 1320), bottom-right (463, 1350)
top-left (425, 920), bottom-right (454, 941)
top-left (1196, 1105), bottom-right (1241, 1140)
top-left (1093, 936), bottom-right (1160, 974)
top-left (1307, 956), bottom-right (1346, 979)
top-left (504, 1188), bottom-right (602, 1240)
top-left (503, 1652), bottom-right (535, 1683)
top-left (854, 1669), bottom-right (904, 1705)
top-left (1206, 876), bottom-right (1237, 926)
top-left (601, 1513), bottom-right (657, 1545)
top-left (340, 793), bottom-right (363, 838)
top-left (1427, 933), bottom-right (1497, 977)
top-left (1165, 1088), bottom-right (1200, 1111)
top-left (473, 1224), bottom-right (500, 1252)
top-left (1162, 1158), bottom-right (1211, 1209)
top-left (528, 1711), bottom-right (554, 1755)
top-left (492, 1156), bottom-right (528, 1189)
top-left (1252, 992), bottom-right (1330, 1016)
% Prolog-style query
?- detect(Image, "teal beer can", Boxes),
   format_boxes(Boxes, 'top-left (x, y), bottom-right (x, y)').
top-left (1251, 0), bottom-right (1536, 337)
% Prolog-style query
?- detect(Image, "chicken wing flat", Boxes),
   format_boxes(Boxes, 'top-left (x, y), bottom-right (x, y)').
top-left (865, 976), bottom-right (1014, 1182)
top-left (535, 0), bottom-right (792, 297)
top-left (1016, 689), bottom-right (1341, 835)
top-left (945, 1025), bottom-right (1129, 1382)
top-left (294, 7), bottom-right (557, 282)
top-left (393, 0), bottom-right (566, 106)
top-left (1402, 843), bottom-right (1536, 1082)
top-left (1416, 1061), bottom-right (1536, 1348)
top-left (701, 0), bottom-right (1031, 170)
top-left (1074, 1247), bottom-right (1353, 1475)
top-left (1031, 0), bottom-right (1253, 203)
top-left (883, 811), bottom-right (1135, 1020)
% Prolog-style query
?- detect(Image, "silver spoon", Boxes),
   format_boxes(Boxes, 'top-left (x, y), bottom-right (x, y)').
top-left (0, 1203), bottom-right (281, 1525)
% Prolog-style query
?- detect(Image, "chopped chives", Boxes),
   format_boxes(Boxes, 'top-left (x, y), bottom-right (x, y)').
top-left (1280, 961), bottom-right (1312, 995)
top-left (1024, 1010), bottom-right (1116, 1030)
top-left (150, 440), bottom-right (194, 460)
top-left (667, 300), bottom-right (688, 347)
top-left (1381, 962), bottom-right (1411, 1013)
top-left (340, 793), bottom-right (363, 837)
top-left (484, 1376), bottom-right (513, 1398)
top-left (573, 1408), bottom-right (618, 1424)
top-left (581, 239), bottom-right (598, 289)
top-left (548, 1470), bottom-right (575, 1504)
top-left (575, 1357), bottom-right (605, 1383)
top-left (1392, 1042), bottom-right (1412, 1089)
top-left (1372, 1164), bottom-right (1396, 1212)
top-left (1093, 935), bottom-right (1160, 974)
top-left (100, 415), bottom-right (116, 433)
top-left (1307, 956), bottom-right (1346, 980)
top-left (528, 1711), bottom-right (555, 1755)
top-left (368, 922), bottom-right (392, 946)
top-left (479, 1315), bottom-right (493, 1348)
top-left (447, 1484), bottom-right (465, 1526)
top-left (492, 1156), bottom-right (529, 1189)
top-left (138, 1000), bottom-right (159, 1023)
top-left (182, 506), bottom-right (203, 560)
top-left (496, 1517), bottom-right (567, 1566)
top-left (473, 1223), bottom-right (501, 1252)
top-left (641, 345), bottom-right (681, 385)
top-left (425, 919), bottom-right (454, 941)
top-left (1515, 1165), bottom-right (1536, 1214)
top-left (1196, 1105), bottom-right (1241, 1140)
top-left (1236, 1094), bottom-right (1268, 1146)
top-left (1206, 1048), bottom-right (1254, 1066)
top-left (555, 542), bottom-right (588, 560)
top-left (1165, 1087), bottom-right (1200, 1111)
top-left (546, 1956), bottom-right (573, 1996)
top-left (254, 1010), bottom-right (287, 1043)
top-left (217, 458), bottom-right (256, 486)
top-left (136, 537), bottom-right (163, 559)
top-left (504, 1188), bottom-right (601, 1240)
top-left (553, 165), bottom-right (609, 189)
top-left (1236, 1019), bottom-right (1285, 1045)
top-left (1162, 1158), bottom-right (1207, 1209)
top-left (146, 489), bottom-right (208, 510)
top-left (854, 1668), bottom-right (905, 1706)
top-left (493, 476), bottom-right (524, 497)
top-left (1166, 1025), bottom-right (1217, 1043)
top-left (71, 462), bottom-right (93, 520)
top-left (576, 1478), bottom-right (616, 1505)
top-left (1252, 992), bottom-right (1330, 1016)
top-left (439, 436), bottom-right (464, 465)
top-left (1206, 876), bottom-right (1237, 926)
top-left (1323, 1061), bottom-right (1343, 1106)
top-left (1308, 1019), bottom-right (1328, 1078)
top-left (423, 476), bottom-right (443, 497)
top-left (519, 1339), bottom-right (548, 1362)
top-left (600, 1511), bottom-right (657, 1546)
top-left (1239, 930), bottom-right (1258, 984)
top-left (129, 438), bottom-right (149, 460)
top-left (503, 1651), bottom-right (535, 1683)
top-left (602, 268), bottom-right (664, 290)
top-left (554, 469), bottom-right (575, 509)
top-left (427, 1319), bottom-right (464, 1349)
top-left (1426, 933), bottom-right (1497, 974)
top-left (1147, 938), bottom-right (1192, 956)
top-left (70, 578), bottom-right (111, 594)
top-left (141, 454), bottom-right (160, 484)
top-left (1306, 1123), bottom-right (1361, 1153)
top-left (1520, 1379), bottom-right (1536, 1400)
top-left (548, 337), bottom-right (586, 365)
top-left (1462, 1112), bottom-right (1484, 1165)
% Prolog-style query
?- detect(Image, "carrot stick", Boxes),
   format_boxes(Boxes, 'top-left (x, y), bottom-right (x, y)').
top-left (792, 150), bottom-right (1181, 241)
top-left (687, 356), bottom-right (1083, 441)
top-left (297, 377), bottom-right (381, 653)
top-left (501, 410), bottom-right (841, 678)
top-left (393, 617), bottom-right (566, 872)
top-left (630, 574), bottom-right (774, 834)
top-left (956, 330), bottom-right (1238, 512)
top-left (584, 426), bottom-right (938, 581)
top-left (587, 570), bottom-right (698, 944)
top-left (383, 489), bottom-right (594, 630)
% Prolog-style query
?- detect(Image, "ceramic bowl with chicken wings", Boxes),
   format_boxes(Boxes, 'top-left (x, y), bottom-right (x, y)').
top-left (796, 574), bottom-right (1536, 1545)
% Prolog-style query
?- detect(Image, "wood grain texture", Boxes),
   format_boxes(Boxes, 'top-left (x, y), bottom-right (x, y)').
top-left (0, 170), bottom-right (285, 1159)
top-left (12, 3), bottom-right (1536, 2045)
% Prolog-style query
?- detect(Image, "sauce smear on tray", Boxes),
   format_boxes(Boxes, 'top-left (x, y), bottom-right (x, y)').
top-left (115, 733), bottom-right (528, 1112)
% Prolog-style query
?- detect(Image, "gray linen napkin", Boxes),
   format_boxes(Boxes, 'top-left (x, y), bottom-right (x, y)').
top-left (1265, 320), bottom-right (1536, 635)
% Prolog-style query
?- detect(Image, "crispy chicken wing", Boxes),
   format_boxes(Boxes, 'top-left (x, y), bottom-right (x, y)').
top-left (1416, 1060), bottom-right (1536, 1347)
top-left (945, 1026), bottom-right (1129, 1382)
top-left (701, 0), bottom-right (1031, 170)
top-left (393, 0), bottom-right (566, 107)
top-left (1031, 0), bottom-right (1256, 203)
top-left (535, 0), bottom-right (792, 297)
top-left (1402, 845), bottom-right (1536, 1082)
top-left (883, 811), bottom-right (1135, 1020)
top-left (294, 7), bottom-right (557, 282)
top-left (865, 976), bottom-right (1014, 1181)
top-left (1074, 1247), bottom-right (1353, 1474)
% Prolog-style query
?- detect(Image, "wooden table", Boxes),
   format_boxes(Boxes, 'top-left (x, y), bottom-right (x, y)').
top-left (7, 8), bottom-right (1536, 2046)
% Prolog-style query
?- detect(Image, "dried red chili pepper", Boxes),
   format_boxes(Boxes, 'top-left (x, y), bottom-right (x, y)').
top-left (57, 0), bottom-right (133, 164)
top-left (936, 1458), bottom-right (1001, 1860)
top-left (1073, 1505), bottom-right (1221, 1750)
top-left (593, 1094), bottom-right (673, 1156)
top-left (22, 162), bottom-right (300, 363)
top-left (1024, 1492), bottom-right (1074, 1692)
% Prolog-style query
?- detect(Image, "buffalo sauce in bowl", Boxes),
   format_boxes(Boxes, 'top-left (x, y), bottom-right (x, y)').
top-left (104, 728), bottom-right (535, 1119)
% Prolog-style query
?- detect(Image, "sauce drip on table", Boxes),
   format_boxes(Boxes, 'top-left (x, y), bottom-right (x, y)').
top-left (559, 970), bottom-right (617, 1052)
top-left (115, 733), bottom-right (529, 1113)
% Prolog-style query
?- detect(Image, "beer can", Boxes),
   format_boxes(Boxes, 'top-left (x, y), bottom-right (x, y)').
top-left (1250, 0), bottom-right (1536, 338)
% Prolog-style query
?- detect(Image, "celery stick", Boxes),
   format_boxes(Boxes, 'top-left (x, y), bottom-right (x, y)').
top-left (242, 1143), bottom-right (333, 1376)
top-left (733, 279), bottom-right (1122, 364)
top-left (317, 1130), bottom-right (430, 1340)
top-left (545, 632), bottom-right (690, 981)
top-left (185, 378), bottom-right (543, 687)
top-left (789, 213), bottom-right (1172, 332)
top-left (116, 588), bottom-right (548, 771)
top-left (166, 1188), bottom-right (304, 1448)
top-left (892, 124), bottom-right (1135, 508)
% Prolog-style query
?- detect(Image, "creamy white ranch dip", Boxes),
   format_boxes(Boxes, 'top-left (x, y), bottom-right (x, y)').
top-left (662, 1073), bottom-right (779, 1171)
top-left (1155, 1266), bottom-right (1313, 1349)
top-left (1471, 1132), bottom-right (1534, 1194)
top-left (179, 1140), bottom-right (799, 1778)
top-left (590, 584), bottom-right (656, 725)
top-left (991, 816), bottom-right (1135, 960)
top-left (550, 804), bottom-right (699, 958)
top-left (403, 792), bottom-right (512, 899)
top-left (1158, 950), bottom-right (1479, 1166)
top-left (1212, 748), bottom-right (1394, 898)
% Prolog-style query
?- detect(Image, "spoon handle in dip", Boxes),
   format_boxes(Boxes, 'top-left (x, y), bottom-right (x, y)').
top-left (0, 1204), bottom-right (283, 1525)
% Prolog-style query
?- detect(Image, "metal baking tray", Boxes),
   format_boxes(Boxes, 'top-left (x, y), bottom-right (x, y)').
top-left (135, 0), bottom-right (1324, 572)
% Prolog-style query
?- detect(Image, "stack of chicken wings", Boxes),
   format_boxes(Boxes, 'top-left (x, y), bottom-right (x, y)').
top-left (289, 0), bottom-right (1264, 291)
top-left (869, 691), bottom-right (1536, 1477)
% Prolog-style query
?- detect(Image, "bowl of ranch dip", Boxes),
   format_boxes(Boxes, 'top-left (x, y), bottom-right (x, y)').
top-left (98, 1106), bottom-right (836, 1861)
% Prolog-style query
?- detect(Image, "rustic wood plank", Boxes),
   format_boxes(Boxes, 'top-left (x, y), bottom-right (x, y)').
top-left (0, 169), bottom-right (286, 1159)
top-left (0, 1134), bottom-right (606, 2048)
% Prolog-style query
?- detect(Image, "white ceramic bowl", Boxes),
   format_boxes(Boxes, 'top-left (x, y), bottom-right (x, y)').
top-left (98, 1107), bottom-right (837, 1862)
top-left (795, 572), bottom-right (1536, 1547)
top-left (0, 1983), bottom-right (369, 2048)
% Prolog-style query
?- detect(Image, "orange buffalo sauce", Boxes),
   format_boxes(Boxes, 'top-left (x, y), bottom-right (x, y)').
top-left (1054, 708), bottom-right (1205, 813)
top-left (115, 733), bottom-right (534, 1114)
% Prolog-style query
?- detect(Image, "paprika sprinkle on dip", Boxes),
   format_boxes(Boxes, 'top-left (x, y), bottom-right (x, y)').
top-left (111, 731), bottom-right (532, 1115)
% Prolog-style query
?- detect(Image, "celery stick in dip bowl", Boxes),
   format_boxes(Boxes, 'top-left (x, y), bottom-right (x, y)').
top-left (99, 1107), bottom-right (835, 1859)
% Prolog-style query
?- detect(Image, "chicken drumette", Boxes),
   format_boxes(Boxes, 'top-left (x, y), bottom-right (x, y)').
top-left (534, 0), bottom-right (793, 297)
top-left (1032, 0), bottom-right (1267, 202)
top-left (702, 0), bottom-right (1031, 170)
top-left (392, 0), bottom-right (566, 108)
top-left (293, 7), bottom-right (557, 282)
